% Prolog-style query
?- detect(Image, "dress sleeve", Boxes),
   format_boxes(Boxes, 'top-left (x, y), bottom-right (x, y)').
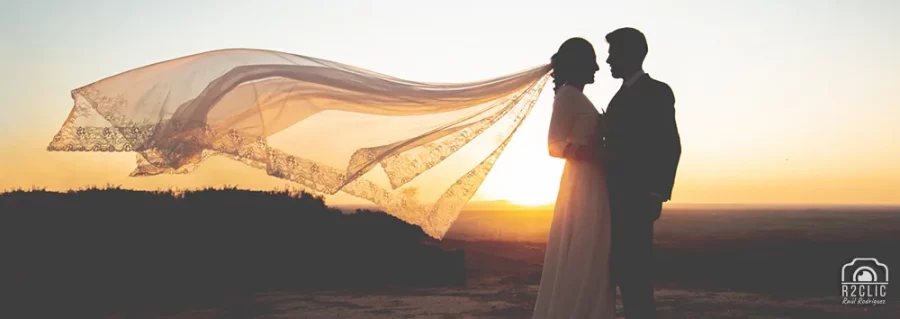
top-left (548, 89), bottom-right (575, 158)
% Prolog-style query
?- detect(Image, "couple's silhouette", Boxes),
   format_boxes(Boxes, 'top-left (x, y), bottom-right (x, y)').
top-left (532, 28), bottom-right (682, 319)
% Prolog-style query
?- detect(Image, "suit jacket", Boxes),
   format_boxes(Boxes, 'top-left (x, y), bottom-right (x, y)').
top-left (603, 73), bottom-right (681, 201)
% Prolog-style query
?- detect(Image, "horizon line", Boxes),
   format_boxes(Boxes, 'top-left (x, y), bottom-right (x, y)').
top-left (2, 187), bottom-right (898, 209)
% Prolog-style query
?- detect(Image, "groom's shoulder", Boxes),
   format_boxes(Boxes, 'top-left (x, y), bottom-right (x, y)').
top-left (641, 76), bottom-right (675, 103)
top-left (645, 76), bottom-right (673, 94)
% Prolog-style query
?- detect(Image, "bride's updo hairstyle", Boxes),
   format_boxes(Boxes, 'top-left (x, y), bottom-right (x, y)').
top-left (551, 37), bottom-right (599, 92)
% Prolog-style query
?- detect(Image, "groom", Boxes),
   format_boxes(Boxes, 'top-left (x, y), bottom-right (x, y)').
top-left (602, 27), bottom-right (681, 318)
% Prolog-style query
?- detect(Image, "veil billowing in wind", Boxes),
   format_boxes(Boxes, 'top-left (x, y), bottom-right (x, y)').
top-left (47, 49), bottom-right (552, 239)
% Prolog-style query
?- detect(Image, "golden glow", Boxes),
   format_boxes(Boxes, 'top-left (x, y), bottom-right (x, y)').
top-left (511, 195), bottom-right (557, 207)
top-left (476, 101), bottom-right (564, 207)
top-left (502, 185), bottom-right (559, 207)
top-left (2, 1), bottom-right (900, 206)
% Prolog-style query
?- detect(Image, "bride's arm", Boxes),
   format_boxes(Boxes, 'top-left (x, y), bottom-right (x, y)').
top-left (548, 91), bottom-right (574, 159)
top-left (548, 90), bottom-right (593, 160)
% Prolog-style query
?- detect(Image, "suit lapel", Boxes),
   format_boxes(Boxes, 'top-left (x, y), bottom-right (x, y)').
top-left (608, 74), bottom-right (652, 116)
top-left (606, 87), bottom-right (627, 115)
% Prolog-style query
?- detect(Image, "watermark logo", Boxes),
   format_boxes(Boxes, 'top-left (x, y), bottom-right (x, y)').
top-left (842, 258), bottom-right (888, 305)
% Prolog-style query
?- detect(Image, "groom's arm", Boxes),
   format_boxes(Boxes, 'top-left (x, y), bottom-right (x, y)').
top-left (642, 81), bottom-right (681, 201)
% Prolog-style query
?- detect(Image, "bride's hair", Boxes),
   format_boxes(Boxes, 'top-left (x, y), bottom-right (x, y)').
top-left (551, 37), bottom-right (597, 92)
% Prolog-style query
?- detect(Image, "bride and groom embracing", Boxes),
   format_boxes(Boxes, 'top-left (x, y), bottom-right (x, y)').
top-left (532, 27), bottom-right (682, 319)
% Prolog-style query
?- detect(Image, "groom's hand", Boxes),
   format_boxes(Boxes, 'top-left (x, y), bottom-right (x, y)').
top-left (576, 145), bottom-right (607, 162)
top-left (575, 145), bottom-right (595, 161)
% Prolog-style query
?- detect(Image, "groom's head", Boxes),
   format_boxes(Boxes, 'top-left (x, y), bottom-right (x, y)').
top-left (605, 27), bottom-right (648, 79)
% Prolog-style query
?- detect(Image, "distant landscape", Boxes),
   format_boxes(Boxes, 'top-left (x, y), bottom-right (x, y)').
top-left (0, 187), bottom-right (464, 318)
top-left (446, 203), bottom-right (900, 294)
top-left (2, 188), bottom-right (899, 318)
top-left (439, 203), bottom-right (900, 318)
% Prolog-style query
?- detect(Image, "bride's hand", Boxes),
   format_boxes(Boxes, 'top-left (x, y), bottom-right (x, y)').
top-left (572, 144), bottom-right (607, 162)
top-left (574, 145), bottom-right (594, 161)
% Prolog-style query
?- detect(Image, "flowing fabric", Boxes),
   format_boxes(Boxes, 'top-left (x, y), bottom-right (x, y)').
top-left (47, 49), bottom-right (551, 239)
top-left (532, 85), bottom-right (614, 319)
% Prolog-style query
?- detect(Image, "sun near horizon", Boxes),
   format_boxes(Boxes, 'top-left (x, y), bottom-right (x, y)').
top-left (2, 1), bottom-right (900, 207)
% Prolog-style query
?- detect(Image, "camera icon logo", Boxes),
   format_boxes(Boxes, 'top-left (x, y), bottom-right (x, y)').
top-left (843, 258), bottom-right (889, 284)
top-left (841, 257), bottom-right (889, 305)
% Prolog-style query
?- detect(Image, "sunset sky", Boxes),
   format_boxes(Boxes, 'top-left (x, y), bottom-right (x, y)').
top-left (1, 0), bottom-right (898, 206)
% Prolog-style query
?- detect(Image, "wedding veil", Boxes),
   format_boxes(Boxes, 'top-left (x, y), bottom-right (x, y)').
top-left (47, 49), bottom-right (552, 239)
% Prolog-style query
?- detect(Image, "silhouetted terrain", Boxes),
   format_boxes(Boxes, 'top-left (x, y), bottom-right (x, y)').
top-left (4, 190), bottom-right (898, 318)
top-left (0, 187), bottom-right (464, 318)
top-left (130, 206), bottom-right (899, 318)
top-left (446, 207), bottom-right (900, 297)
top-left (437, 206), bottom-right (900, 318)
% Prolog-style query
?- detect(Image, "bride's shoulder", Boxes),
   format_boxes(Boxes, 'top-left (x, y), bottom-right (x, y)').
top-left (553, 85), bottom-right (580, 101)
top-left (555, 84), bottom-right (575, 94)
top-left (554, 86), bottom-right (590, 107)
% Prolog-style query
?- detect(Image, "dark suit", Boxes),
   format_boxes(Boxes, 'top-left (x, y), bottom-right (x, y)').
top-left (603, 73), bottom-right (681, 318)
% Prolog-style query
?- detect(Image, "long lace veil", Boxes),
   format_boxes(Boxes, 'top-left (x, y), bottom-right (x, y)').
top-left (47, 49), bottom-right (552, 239)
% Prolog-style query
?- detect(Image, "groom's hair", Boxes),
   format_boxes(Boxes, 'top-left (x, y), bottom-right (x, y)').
top-left (606, 27), bottom-right (648, 61)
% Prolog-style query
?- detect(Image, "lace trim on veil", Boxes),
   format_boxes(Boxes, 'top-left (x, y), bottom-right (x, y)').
top-left (47, 49), bottom-right (551, 239)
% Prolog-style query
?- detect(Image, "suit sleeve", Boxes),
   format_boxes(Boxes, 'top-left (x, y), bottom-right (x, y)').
top-left (548, 90), bottom-right (575, 159)
top-left (645, 83), bottom-right (681, 200)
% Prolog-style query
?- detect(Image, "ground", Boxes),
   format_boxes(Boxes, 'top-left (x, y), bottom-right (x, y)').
top-left (97, 207), bottom-right (900, 318)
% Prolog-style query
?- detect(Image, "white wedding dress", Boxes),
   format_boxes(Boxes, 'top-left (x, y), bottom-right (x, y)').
top-left (532, 85), bottom-right (614, 319)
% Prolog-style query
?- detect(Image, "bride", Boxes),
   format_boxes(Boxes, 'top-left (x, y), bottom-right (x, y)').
top-left (531, 38), bottom-right (614, 319)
